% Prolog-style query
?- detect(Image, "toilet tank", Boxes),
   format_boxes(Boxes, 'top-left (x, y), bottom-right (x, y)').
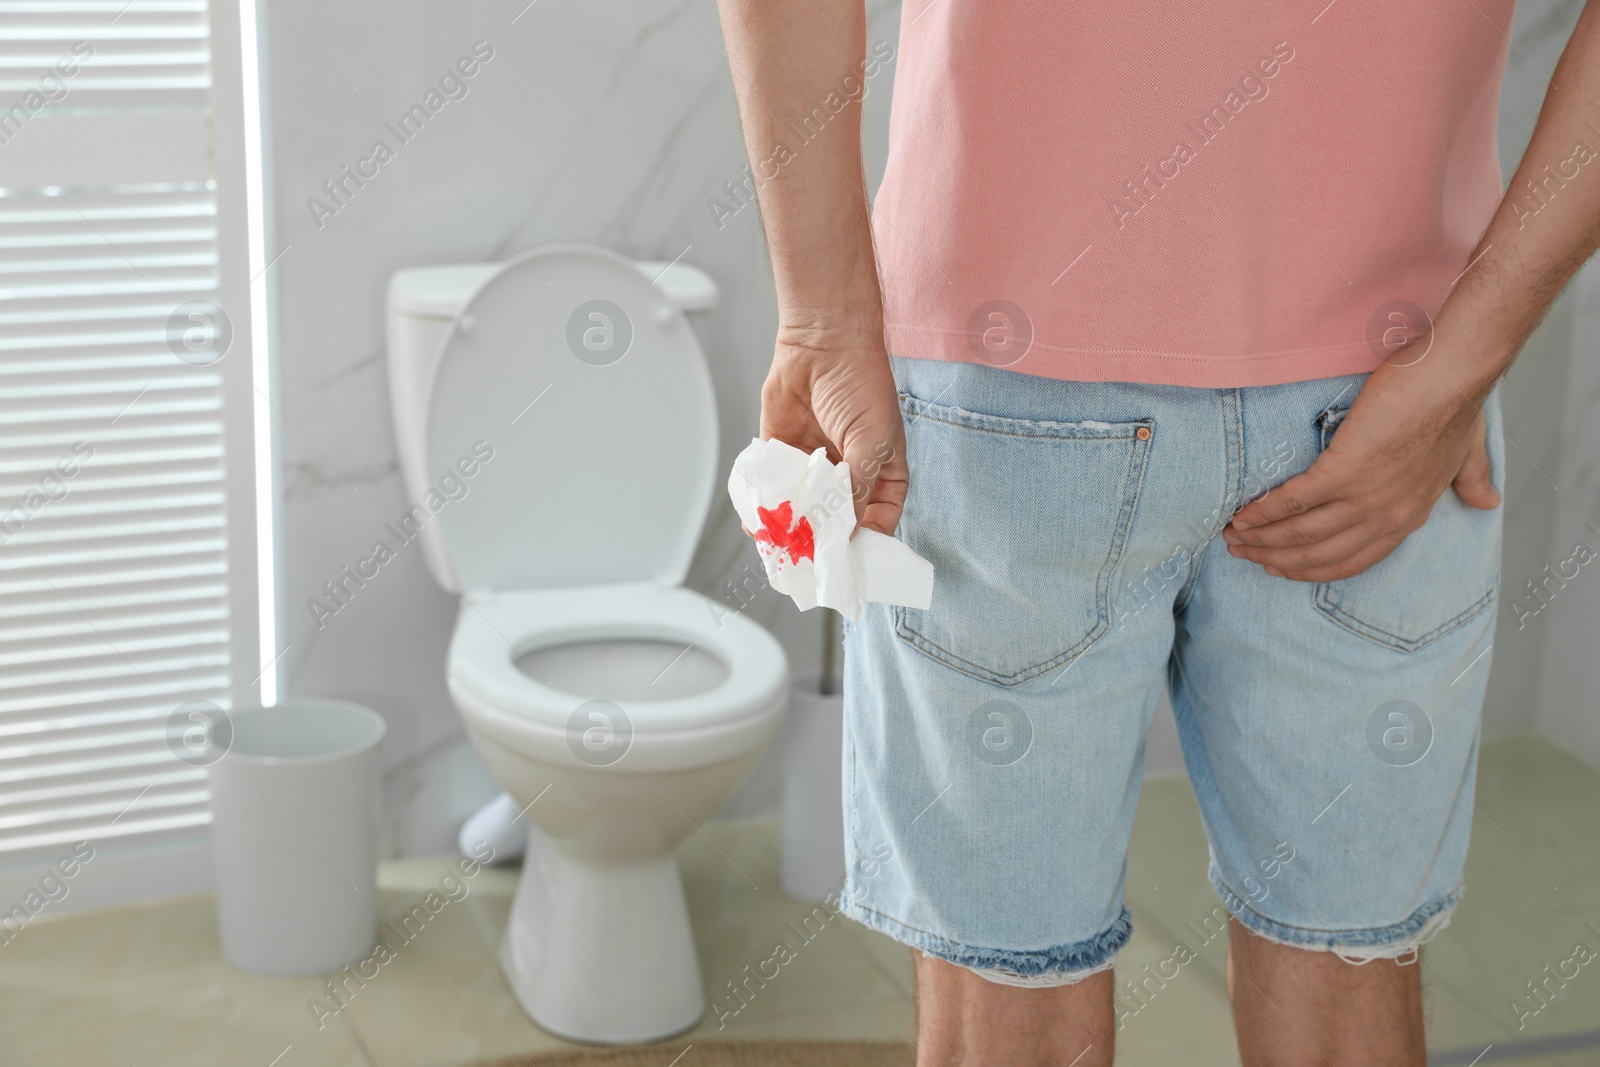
top-left (384, 256), bottom-right (720, 592)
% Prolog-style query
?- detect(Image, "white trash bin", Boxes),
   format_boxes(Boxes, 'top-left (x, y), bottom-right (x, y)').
top-left (209, 699), bottom-right (386, 975)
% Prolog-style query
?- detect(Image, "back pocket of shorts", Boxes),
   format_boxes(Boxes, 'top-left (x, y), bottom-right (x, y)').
top-left (892, 392), bottom-right (1153, 686)
top-left (1311, 405), bottom-right (1501, 653)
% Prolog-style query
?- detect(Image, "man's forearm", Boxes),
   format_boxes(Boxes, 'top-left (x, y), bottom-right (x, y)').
top-left (715, 0), bottom-right (883, 338)
top-left (1436, 0), bottom-right (1600, 397)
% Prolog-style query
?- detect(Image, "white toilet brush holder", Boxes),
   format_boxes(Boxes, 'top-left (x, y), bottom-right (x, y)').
top-left (781, 672), bottom-right (847, 902)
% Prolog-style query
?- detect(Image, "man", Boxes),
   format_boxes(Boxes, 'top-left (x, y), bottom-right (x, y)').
top-left (714, 1), bottom-right (1598, 1063)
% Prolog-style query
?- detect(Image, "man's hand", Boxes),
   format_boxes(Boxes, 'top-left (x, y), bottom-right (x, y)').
top-left (760, 322), bottom-right (907, 536)
top-left (1222, 357), bottom-right (1500, 583)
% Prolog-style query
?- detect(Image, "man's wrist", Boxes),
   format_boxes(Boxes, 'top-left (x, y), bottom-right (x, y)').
top-left (1417, 238), bottom-right (1550, 401)
top-left (1374, 338), bottom-right (1505, 402)
top-left (1422, 306), bottom-right (1520, 403)
top-left (776, 305), bottom-right (885, 350)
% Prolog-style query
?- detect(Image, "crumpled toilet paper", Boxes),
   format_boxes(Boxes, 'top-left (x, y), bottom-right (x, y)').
top-left (727, 437), bottom-right (935, 623)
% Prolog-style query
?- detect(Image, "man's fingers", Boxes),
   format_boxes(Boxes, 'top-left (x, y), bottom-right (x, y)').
top-left (1229, 467), bottom-right (1335, 530)
top-left (1227, 520), bottom-right (1383, 574)
top-left (1266, 534), bottom-right (1407, 584)
top-left (860, 498), bottom-right (905, 536)
top-left (1223, 499), bottom-right (1360, 548)
top-left (844, 430), bottom-right (908, 535)
top-left (859, 451), bottom-right (908, 535)
top-left (1451, 415), bottom-right (1500, 510)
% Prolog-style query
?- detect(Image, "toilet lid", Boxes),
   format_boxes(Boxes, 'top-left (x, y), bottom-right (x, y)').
top-left (424, 246), bottom-right (718, 592)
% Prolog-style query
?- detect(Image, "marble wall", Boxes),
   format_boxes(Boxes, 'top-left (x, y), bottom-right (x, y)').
top-left (1476, 0), bottom-right (1592, 752)
top-left (1534, 263), bottom-right (1600, 767)
top-left (1498, 0), bottom-right (1600, 768)
top-left (260, 0), bottom-right (1594, 858)
top-left (261, 0), bottom-right (901, 854)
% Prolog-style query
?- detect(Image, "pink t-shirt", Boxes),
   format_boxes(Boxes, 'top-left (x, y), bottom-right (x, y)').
top-left (872, 0), bottom-right (1514, 387)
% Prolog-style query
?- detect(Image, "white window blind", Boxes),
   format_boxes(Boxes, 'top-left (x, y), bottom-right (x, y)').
top-left (0, 0), bottom-right (265, 866)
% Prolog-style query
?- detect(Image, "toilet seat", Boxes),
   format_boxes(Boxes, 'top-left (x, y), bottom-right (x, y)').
top-left (447, 582), bottom-right (787, 766)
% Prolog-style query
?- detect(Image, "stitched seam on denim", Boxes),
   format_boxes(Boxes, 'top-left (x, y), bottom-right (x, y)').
top-left (842, 898), bottom-right (952, 943)
top-left (891, 411), bottom-right (1153, 686)
top-left (1099, 425), bottom-right (1154, 637)
top-left (1229, 389), bottom-right (1246, 517)
top-left (1212, 868), bottom-right (1464, 941)
top-left (1314, 584), bottom-right (1498, 652)
top-left (1181, 390), bottom-right (1242, 613)
top-left (905, 410), bottom-right (1145, 443)
top-left (840, 897), bottom-right (1133, 972)
top-left (1226, 893), bottom-right (1462, 946)
top-left (1234, 890), bottom-right (1462, 944)
top-left (1174, 538), bottom-right (1214, 615)
top-left (895, 621), bottom-right (1106, 687)
top-left (897, 393), bottom-right (1149, 441)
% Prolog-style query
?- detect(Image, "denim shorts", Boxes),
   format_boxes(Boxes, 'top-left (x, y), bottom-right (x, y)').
top-left (838, 356), bottom-right (1503, 986)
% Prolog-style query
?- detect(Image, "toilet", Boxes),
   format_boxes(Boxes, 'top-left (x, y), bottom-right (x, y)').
top-left (386, 246), bottom-right (789, 1044)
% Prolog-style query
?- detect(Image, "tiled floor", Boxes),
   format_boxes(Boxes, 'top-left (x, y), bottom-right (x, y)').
top-left (0, 735), bottom-right (1596, 1066)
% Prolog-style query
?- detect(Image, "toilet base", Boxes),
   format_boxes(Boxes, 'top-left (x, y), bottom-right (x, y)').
top-left (500, 826), bottom-right (706, 1044)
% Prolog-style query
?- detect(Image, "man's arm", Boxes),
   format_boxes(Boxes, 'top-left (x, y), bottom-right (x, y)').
top-left (715, 0), bottom-right (906, 535)
top-left (1226, 3), bottom-right (1600, 581)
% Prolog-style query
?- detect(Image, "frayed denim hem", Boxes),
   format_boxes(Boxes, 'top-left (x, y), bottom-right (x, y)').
top-left (1210, 865), bottom-right (1461, 963)
top-left (837, 895), bottom-right (1133, 983)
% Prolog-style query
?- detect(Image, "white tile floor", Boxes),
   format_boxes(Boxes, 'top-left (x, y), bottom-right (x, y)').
top-left (0, 734), bottom-right (1595, 1066)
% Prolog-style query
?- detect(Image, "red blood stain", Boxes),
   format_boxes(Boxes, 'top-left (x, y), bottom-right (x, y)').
top-left (753, 501), bottom-right (815, 565)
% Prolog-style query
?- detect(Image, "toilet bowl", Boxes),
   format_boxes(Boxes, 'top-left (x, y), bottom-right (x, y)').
top-left (386, 247), bottom-right (789, 1043)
